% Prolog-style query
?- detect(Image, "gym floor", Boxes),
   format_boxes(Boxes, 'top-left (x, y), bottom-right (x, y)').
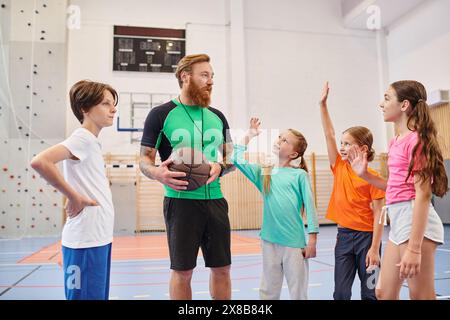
top-left (0, 225), bottom-right (449, 300)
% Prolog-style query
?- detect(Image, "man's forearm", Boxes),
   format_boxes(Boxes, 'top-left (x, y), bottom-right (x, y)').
top-left (139, 160), bottom-right (158, 180)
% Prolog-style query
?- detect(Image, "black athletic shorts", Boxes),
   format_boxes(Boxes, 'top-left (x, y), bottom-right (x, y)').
top-left (163, 197), bottom-right (231, 271)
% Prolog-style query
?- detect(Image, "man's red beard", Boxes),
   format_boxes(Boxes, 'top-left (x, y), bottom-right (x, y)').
top-left (187, 81), bottom-right (212, 108)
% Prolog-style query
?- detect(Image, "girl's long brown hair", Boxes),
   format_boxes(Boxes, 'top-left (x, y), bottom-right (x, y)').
top-left (263, 129), bottom-right (308, 194)
top-left (391, 80), bottom-right (448, 197)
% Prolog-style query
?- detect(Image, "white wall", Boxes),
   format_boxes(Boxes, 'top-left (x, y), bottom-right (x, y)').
top-left (66, 0), bottom-right (230, 154)
top-left (244, 0), bottom-right (386, 154)
top-left (386, 0), bottom-right (450, 93)
top-left (66, 0), bottom-right (393, 155)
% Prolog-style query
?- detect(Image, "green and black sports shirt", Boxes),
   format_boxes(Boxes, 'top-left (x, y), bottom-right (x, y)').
top-left (141, 98), bottom-right (232, 200)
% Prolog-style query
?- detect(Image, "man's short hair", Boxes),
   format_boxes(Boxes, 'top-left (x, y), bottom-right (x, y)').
top-left (175, 54), bottom-right (210, 88)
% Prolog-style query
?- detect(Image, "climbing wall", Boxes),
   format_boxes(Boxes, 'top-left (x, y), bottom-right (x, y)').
top-left (0, 0), bottom-right (68, 238)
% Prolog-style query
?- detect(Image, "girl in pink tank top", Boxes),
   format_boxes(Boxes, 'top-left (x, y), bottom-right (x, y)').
top-left (347, 80), bottom-right (448, 300)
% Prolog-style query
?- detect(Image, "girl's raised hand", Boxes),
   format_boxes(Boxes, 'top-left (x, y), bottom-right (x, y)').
top-left (248, 117), bottom-right (262, 138)
top-left (348, 145), bottom-right (368, 177)
top-left (319, 81), bottom-right (330, 107)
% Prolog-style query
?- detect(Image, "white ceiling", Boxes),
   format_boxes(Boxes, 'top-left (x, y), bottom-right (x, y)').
top-left (342, 0), bottom-right (427, 30)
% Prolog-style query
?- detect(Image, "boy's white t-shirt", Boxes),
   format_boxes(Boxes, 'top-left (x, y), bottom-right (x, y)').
top-left (60, 128), bottom-right (114, 249)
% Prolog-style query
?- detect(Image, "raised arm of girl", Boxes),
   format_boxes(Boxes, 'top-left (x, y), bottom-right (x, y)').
top-left (319, 82), bottom-right (339, 166)
top-left (232, 118), bottom-right (263, 188)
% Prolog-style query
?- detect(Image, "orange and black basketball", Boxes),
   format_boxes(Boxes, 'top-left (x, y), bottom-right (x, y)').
top-left (168, 147), bottom-right (211, 191)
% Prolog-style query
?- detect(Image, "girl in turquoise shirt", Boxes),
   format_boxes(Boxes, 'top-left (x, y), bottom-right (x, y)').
top-left (232, 118), bottom-right (319, 300)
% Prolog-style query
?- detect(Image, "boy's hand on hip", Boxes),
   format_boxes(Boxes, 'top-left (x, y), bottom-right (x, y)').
top-left (65, 194), bottom-right (98, 218)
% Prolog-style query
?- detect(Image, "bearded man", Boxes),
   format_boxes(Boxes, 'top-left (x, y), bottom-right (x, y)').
top-left (139, 54), bottom-right (235, 300)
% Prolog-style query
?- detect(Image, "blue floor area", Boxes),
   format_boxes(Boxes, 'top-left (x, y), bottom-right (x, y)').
top-left (1, 225), bottom-right (449, 300)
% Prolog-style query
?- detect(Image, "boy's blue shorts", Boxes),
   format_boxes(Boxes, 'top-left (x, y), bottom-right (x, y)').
top-left (62, 243), bottom-right (112, 300)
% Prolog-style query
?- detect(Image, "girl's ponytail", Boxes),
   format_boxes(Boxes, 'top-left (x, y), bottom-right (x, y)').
top-left (392, 81), bottom-right (449, 197)
top-left (299, 156), bottom-right (309, 173)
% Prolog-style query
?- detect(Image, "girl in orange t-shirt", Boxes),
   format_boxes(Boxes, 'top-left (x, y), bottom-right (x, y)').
top-left (319, 82), bottom-right (385, 300)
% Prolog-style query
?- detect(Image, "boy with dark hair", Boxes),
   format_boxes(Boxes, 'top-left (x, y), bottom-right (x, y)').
top-left (31, 80), bottom-right (118, 300)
